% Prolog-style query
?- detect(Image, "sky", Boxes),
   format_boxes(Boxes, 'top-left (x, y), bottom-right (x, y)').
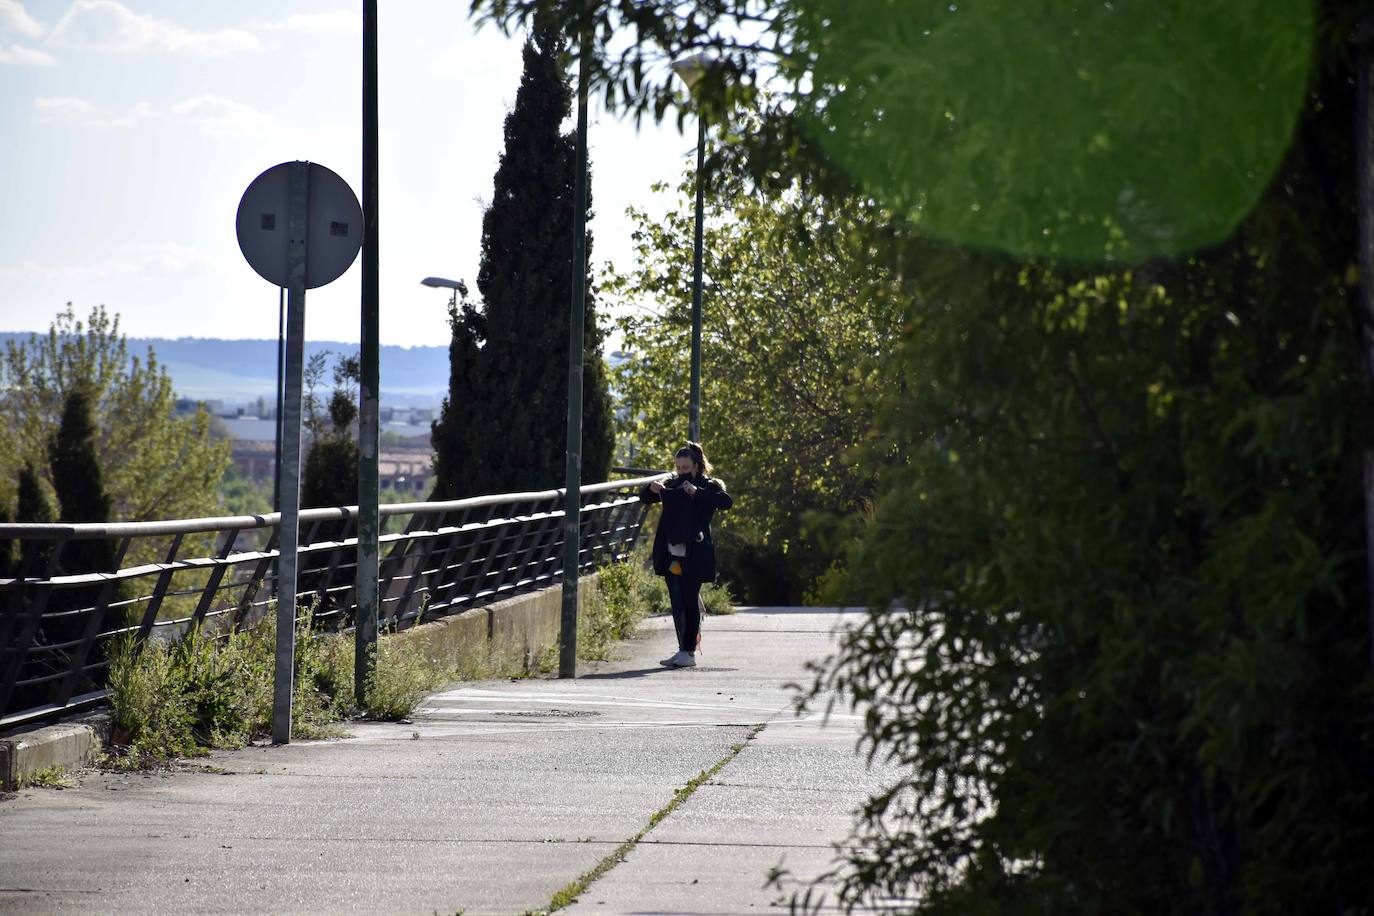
top-left (0, 0), bottom-right (696, 348)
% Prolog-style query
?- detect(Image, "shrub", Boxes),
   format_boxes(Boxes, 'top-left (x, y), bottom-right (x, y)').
top-left (699, 581), bottom-right (736, 616)
top-left (108, 634), bottom-right (198, 761)
top-left (362, 641), bottom-right (442, 721)
top-left (105, 562), bottom-right (660, 761)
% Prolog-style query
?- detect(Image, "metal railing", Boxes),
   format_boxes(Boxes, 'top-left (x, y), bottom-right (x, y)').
top-left (0, 475), bottom-right (656, 729)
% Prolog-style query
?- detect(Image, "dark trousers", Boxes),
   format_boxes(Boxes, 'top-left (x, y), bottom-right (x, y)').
top-left (665, 573), bottom-right (702, 653)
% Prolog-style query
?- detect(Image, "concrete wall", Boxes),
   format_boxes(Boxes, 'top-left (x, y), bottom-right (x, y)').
top-left (387, 575), bottom-right (601, 671)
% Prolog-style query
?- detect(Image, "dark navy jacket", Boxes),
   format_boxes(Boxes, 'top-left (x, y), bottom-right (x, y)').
top-left (639, 475), bottom-right (733, 582)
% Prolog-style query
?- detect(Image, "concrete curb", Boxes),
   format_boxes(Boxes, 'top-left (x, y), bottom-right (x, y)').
top-left (1, 712), bottom-right (111, 790)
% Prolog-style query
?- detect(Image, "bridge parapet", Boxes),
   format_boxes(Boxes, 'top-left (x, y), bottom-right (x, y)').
top-left (0, 476), bottom-right (657, 728)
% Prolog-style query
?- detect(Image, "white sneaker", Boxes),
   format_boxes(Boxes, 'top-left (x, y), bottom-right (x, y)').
top-left (660, 651), bottom-right (697, 668)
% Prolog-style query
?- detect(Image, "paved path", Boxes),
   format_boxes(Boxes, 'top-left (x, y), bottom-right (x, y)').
top-left (0, 607), bottom-right (895, 915)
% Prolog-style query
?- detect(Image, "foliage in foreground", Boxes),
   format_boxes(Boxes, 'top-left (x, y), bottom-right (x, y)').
top-left (809, 35), bottom-right (1373, 916)
top-left (470, 2), bottom-right (1373, 911)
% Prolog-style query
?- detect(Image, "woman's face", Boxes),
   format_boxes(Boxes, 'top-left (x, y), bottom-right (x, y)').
top-left (674, 455), bottom-right (696, 477)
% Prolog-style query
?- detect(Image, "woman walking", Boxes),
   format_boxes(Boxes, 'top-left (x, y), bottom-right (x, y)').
top-left (640, 442), bottom-right (733, 668)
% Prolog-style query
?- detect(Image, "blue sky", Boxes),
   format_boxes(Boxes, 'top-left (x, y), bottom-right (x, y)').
top-left (0, 1), bottom-right (693, 347)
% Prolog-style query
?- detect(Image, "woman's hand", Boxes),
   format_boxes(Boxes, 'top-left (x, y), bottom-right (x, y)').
top-left (649, 481), bottom-right (664, 494)
top-left (682, 480), bottom-right (697, 497)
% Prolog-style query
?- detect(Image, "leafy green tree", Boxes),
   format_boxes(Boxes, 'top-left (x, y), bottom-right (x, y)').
top-left (608, 178), bottom-right (902, 603)
top-left (217, 465), bottom-right (272, 519)
top-left (803, 22), bottom-right (1372, 916)
top-left (0, 305), bottom-right (230, 522)
top-left (472, 1), bottom-right (1373, 911)
top-left (302, 352), bottom-right (360, 510)
top-left (431, 18), bottom-right (613, 498)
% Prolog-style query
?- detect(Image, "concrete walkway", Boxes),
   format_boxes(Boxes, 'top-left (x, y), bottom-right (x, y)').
top-left (0, 608), bottom-right (896, 915)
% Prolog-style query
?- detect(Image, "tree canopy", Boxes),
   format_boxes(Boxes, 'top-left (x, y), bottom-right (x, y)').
top-left (607, 176), bottom-right (902, 603)
top-left (0, 305), bottom-right (229, 523)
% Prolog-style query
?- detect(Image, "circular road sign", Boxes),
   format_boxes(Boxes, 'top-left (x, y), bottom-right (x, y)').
top-left (236, 161), bottom-right (363, 289)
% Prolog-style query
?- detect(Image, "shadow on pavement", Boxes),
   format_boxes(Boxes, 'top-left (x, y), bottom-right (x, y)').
top-left (578, 666), bottom-right (672, 680)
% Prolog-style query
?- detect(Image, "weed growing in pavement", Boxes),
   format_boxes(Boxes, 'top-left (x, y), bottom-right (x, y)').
top-left (22, 765), bottom-right (73, 789)
top-left (544, 724), bottom-right (767, 911)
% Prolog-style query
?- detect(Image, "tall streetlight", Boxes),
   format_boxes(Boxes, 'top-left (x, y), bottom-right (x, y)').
top-left (357, 0), bottom-right (381, 710)
top-left (671, 52), bottom-right (714, 444)
top-left (421, 275), bottom-right (463, 310)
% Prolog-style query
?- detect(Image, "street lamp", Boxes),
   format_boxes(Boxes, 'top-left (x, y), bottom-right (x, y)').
top-left (671, 52), bottom-right (715, 444)
top-left (421, 275), bottom-right (463, 310)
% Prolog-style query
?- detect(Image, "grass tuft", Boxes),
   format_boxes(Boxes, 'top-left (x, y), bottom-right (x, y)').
top-left (23, 764), bottom-right (74, 789)
top-left (545, 723), bottom-right (766, 911)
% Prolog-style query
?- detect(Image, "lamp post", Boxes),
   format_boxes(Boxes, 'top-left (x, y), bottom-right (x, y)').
top-left (560, 21), bottom-right (593, 680)
top-left (357, 0), bottom-right (381, 712)
top-left (671, 52), bottom-right (714, 444)
top-left (421, 275), bottom-right (463, 310)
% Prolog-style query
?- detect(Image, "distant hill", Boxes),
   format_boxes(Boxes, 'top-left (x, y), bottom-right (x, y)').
top-left (0, 333), bottom-right (450, 406)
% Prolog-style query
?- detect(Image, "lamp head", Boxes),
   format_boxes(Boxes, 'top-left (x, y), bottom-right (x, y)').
top-left (670, 52), bottom-right (714, 91)
top-left (420, 276), bottom-right (462, 290)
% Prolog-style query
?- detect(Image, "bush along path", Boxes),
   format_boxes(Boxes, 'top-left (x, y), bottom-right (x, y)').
top-left (102, 555), bottom-right (735, 767)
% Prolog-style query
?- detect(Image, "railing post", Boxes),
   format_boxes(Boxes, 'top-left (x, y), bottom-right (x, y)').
top-left (0, 538), bottom-right (65, 717)
top-left (190, 528), bottom-right (241, 631)
top-left (137, 533), bottom-right (184, 641)
top-left (394, 511), bottom-right (441, 625)
top-left (51, 535), bottom-right (131, 706)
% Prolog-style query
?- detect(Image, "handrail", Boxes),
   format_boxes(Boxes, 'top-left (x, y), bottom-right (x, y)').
top-left (0, 475), bottom-right (659, 541)
top-left (0, 477), bottom-right (656, 727)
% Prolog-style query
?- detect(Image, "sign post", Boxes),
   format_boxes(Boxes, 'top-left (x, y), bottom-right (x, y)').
top-left (236, 160), bottom-right (363, 743)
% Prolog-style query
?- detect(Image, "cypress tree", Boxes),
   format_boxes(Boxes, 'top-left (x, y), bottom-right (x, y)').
top-left (15, 461), bottom-right (56, 574)
top-left (47, 386), bottom-right (117, 645)
top-left (431, 19), bottom-right (614, 499)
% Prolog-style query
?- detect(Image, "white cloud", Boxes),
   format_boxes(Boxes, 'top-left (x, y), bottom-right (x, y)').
top-left (0, 242), bottom-right (220, 283)
top-left (34, 95), bottom-right (97, 119)
top-left (254, 11), bottom-right (361, 35)
top-left (33, 93), bottom-right (265, 134)
top-left (33, 94), bottom-right (153, 128)
top-left (49, 1), bottom-right (263, 56)
top-left (0, 0), bottom-right (45, 38)
top-left (0, 41), bottom-right (53, 65)
top-left (107, 241), bottom-right (218, 276)
top-left (169, 95), bottom-right (269, 137)
top-left (88, 100), bottom-right (154, 128)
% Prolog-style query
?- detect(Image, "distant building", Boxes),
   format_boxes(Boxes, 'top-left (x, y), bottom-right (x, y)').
top-left (231, 440), bottom-right (276, 483)
top-left (231, 438), bottom-right (433, 497)
top-left (378, 445), bottom-right (433, 495)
